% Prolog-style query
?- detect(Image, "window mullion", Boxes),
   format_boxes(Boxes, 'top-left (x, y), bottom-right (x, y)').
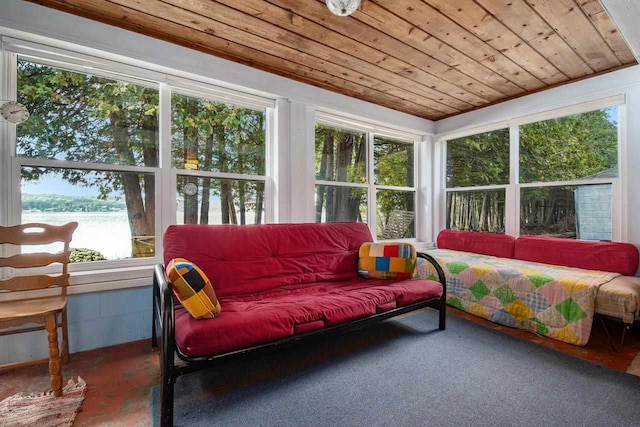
top-left (159, 82), bottom-right (172, 254)
top-left (367, 132), bottom-right (376, 239)
top-left (506, 124), bottom-right (519, 237)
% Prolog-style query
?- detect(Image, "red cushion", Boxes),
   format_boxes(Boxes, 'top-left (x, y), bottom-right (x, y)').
top-left (437, 229), bottom-right (515, 258)
top-left (164, 223), bottom-right (373, 298)
top-left (515, 235), bottom-right (639, 276)
top-left (174, 277), bottom-right (443, 357)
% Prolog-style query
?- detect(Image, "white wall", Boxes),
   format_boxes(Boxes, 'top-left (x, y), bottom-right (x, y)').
top-left (436, 65), bottom-right (640, 246)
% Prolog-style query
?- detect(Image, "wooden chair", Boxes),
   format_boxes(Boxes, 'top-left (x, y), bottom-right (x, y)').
top-left (0, 222), bottom-right (78, 397)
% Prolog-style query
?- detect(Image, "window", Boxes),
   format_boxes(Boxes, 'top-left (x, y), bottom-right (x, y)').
top-left (16, 60), bottom-right (159, 261)
top-left (8, 51), bottom-right (274, 269)
top-left (314, 124), bottom-right (367, 223)
top-left (374, 136), bottom-right (416, 240)
top-left (314, 122), bottom-right (417, 240)
top-left (444, 105), bottom-right (619, 241)
top-left (445, 129), bottom-right (509, 233)
top-left (518, 107), bottom-right (617, 240)
top-left (171, 92), bottom-right (267, 225)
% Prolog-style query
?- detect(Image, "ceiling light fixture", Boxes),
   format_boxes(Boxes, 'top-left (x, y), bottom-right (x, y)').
top-left (326, 0), bottom-right (361, 17)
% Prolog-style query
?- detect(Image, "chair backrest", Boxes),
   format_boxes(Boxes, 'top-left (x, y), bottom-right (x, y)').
top-left (0, 222), bottom-right (78, 296)
top-left (380, 210), bottom-right (415, 240)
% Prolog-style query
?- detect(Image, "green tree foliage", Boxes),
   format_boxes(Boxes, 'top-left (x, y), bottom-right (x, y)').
top-left (519, 110), bottom-right (617, 182)
top-left (17, 61), bottom-right (267, 261)
top-left (171, 94), bottom-right (266, 225)
top-left (314, 126), bottom-right (415, 238)
top-left (70, 248), bottom-right (107, 263)
top-left (374, 138), bottom-right (415, 237)
top-left (22, 193), bottom-right (126, 212)
top-left (314, 125), bottom-right (367, 222)
top-left (17, 61), bottom-right (158, 255)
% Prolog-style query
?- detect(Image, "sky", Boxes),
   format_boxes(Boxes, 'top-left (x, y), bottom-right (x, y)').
top-left (22, 174), bottom-right (103, 197)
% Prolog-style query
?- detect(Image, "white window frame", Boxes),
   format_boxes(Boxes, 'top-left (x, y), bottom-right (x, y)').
top-left (314, 114), bottom-right (421, 242)
top-left (0, 41), bottom-right (276, 296)
top-left (438, 97), bottom-right (625, 241)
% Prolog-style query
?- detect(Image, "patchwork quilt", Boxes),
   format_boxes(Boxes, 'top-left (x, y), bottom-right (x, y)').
top-left (417, 249), bottom-right (620, 345)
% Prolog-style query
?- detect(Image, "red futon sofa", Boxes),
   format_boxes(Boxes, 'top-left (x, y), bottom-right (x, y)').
top-left (152, 222), bottom-right (446, 427)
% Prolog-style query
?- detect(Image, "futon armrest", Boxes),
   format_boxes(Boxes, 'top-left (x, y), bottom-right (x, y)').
top-left (417, 252), bottom-right (447, 299)
top-left (152, 264), bottom-right (176, 359)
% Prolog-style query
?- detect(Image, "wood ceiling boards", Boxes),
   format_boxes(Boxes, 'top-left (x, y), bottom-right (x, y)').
top-left (29, 0), bottom-right (637, 120)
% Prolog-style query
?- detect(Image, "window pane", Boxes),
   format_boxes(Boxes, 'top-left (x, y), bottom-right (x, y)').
top-left (21, 167), bottom-right (155, 260)
top-left (171, 93), bottom-right (266, 174)
top-left (376, 190), bottom-right (415, 240)
top-left (315, 124), bottom-right (367, 183)
top-left (17, 60), bottom-right (159, 167)
top-left (520, 184), bottom-right (612, 241)
top-left (446, 189), bottom-right (506, 233)
top-left (315, 185), bottom-right (367, 223)
top-left (374, 136), bottom-right (414, 187)
top-left (446, 129), bottom-right (509, 188)
top-left (177, 176), bottom-right (264, 225)
top-left (519, 107), bottom-right (618, 183)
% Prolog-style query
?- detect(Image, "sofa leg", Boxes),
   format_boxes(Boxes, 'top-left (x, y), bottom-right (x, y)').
top-left (599, 316), bottom-right (629, 353)
top-left (160, 376), bottom-right (174, 427)
top-left (439, 299), bottom-right (446, 331)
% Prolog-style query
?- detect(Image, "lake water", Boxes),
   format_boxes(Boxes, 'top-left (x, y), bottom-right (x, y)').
top-left (22, 211), bottom-right (133, 259)
top-left (22, 208), bottom-right (261, 260)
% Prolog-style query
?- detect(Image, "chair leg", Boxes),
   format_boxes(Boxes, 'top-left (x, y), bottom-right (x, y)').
top-left (61, 309), bottom-right (70, 364)
top-left (45, 314), bottom-right (63, 397)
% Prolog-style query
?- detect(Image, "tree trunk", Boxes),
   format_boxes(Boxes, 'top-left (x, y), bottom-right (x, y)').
top-left (183, 100), bottom-right (199, 224)
top-left (347, 136), bottom-right (367, 220)
top-left (110, 112), bottom-right (152, 257)
top-left (200, 130), bottom-right (216, 224)
top-left (316, 130), bottom-right (334, 221)
top-left (255, 184), bottom-right (263, 224)
top-left (333, 135), bottom-right (354, 221)
top-left (239, 181), bottom-right (246, 225)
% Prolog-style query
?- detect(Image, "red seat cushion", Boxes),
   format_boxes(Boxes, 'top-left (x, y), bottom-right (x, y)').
top-left (174, 277), bottom-right (443, 357)
top-left (515, 235), bottom-right (639, 276)
top-left (437, 229), bottom-right (515, 258)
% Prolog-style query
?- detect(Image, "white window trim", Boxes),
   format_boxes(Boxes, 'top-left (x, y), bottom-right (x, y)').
top-left (440, 98), bottom-right (624, 242)
top-left (3, 36), bottom-right (276, 109)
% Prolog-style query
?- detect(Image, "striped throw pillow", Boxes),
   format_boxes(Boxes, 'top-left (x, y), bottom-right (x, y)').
top-left (166, 258), bottom-right (221, 320)
top-left (358, 242), bottom-right (417, 280)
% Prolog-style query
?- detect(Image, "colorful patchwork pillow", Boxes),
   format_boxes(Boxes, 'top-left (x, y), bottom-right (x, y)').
top-left (166, 258), bottom-right (221, 320)
top-left (358, 242), bottom-right (417, 279)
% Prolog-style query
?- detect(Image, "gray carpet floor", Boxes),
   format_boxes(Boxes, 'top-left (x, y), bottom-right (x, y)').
top-left (151, 309), bottom-right (640, 426)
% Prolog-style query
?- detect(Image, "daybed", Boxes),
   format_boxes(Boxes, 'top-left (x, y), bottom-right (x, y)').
top-left (418, 229), bottom-right (640, 348)
top-left (152, 222), bottom-right (447, 427)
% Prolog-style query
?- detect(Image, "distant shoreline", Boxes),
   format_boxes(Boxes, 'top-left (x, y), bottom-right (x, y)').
top-left (22, 193), bottom-right (126, 213)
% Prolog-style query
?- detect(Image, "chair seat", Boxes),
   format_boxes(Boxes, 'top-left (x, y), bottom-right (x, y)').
top-left (0, 295), bottom-right (67, 321)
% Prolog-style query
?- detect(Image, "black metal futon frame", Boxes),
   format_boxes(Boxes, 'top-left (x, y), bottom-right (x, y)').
top-left (152, 252), bottom-right (447, 427)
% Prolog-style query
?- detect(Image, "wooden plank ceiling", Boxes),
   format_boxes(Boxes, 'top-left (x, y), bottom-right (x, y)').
top-left (29, 0), bottom-right (636, 120)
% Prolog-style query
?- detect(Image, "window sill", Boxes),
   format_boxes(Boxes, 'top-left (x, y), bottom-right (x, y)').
top-left (0, 264), bottom-right (155, 301)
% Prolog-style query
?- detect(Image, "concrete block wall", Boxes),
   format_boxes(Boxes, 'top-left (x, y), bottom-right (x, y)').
top-left (0, 286), bottom-right (152, 365)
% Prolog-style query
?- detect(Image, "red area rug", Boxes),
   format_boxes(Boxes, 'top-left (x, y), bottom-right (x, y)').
top-left (0, 377), bottom-right (86, 427)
